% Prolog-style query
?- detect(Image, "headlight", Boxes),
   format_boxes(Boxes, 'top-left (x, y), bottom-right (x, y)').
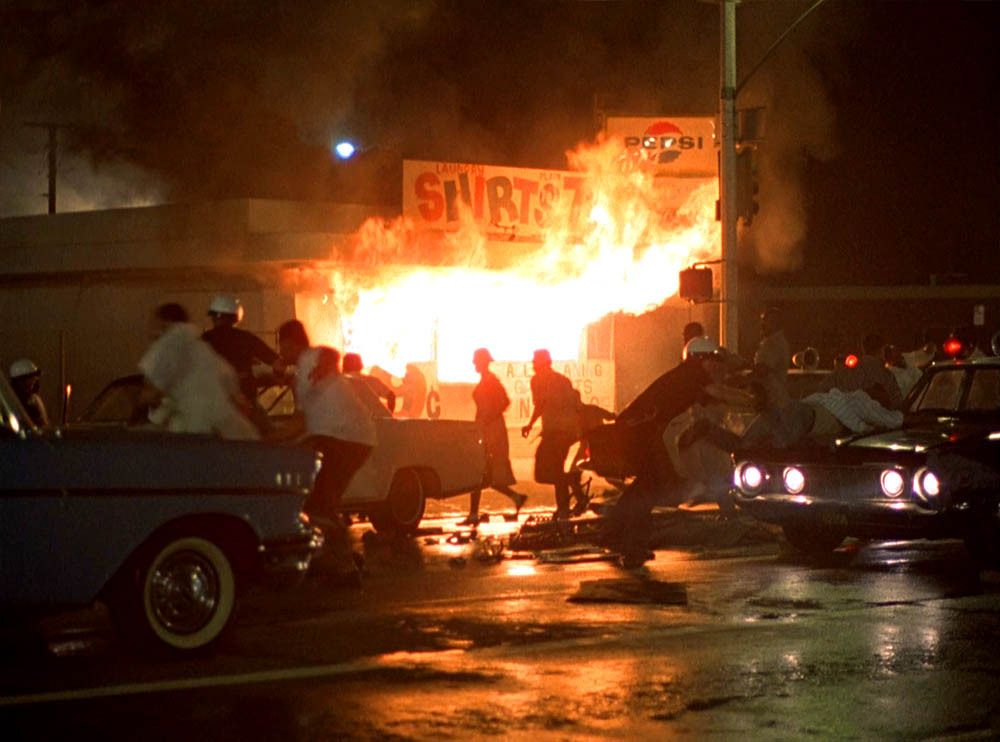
top-left (783, 467), bottom-right (805, 495)
top-left (913, 467), bottom-right (941, 502)
top-left (880, 469), bottom-right (905, 498)
top-left (735, 462), bottom-right (765, 494)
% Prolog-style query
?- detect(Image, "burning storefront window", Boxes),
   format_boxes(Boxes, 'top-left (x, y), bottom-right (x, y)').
top-left (287, 137), bottom-right (719, 419)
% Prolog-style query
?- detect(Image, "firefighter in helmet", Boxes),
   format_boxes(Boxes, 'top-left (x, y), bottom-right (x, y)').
top-left (8, 358), bottom-right (50, 427)
top-left (202, 295), bottom-right (286, 406)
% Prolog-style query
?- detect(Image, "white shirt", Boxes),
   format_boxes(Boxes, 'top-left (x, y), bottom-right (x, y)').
top-left (139, 323), bottom-right (258, 440)
top-left (295, 347), bottom-right (377, 446)
top-left (804, 388), bottom-right (903, 434)
top-left (889, 361), bottom-right (923, 400)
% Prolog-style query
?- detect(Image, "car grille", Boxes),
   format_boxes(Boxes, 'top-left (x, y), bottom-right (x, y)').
top-left (772, 464), bottom-right (895, 503)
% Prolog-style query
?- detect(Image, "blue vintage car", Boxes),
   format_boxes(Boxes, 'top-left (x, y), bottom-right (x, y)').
top-left (0, 373), bottom-right (321, 653)
top-left (733, 357), bottom-right (1000, 565)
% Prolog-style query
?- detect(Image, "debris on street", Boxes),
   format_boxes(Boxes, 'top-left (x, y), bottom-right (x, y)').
top-left (569, 578), bottom-right (688, 605)
top-left (508, 502), bottom-right (779, 557)
top-left (536, 545), bottom-right (618, 564)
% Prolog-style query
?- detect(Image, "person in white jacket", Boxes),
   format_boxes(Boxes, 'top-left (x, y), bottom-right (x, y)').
top-left (138, 303), bottom-right (258, 440)
top-left (886, 343), bottom-right (934, 400)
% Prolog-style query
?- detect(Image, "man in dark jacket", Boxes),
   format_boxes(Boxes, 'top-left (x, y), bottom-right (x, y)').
top-left (521, 349), bottom-right (582, 520)
top-left (602, 336), bottom-right (750, 568)
top-left (202, 295), bottom-right (285, 413)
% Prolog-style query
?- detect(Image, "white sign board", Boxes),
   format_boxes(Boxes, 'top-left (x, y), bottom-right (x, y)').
top-left (402, 160), bottom-right (585, 242)
top-left (604, 116), bottom-right (716, 177)
top-left (494, 359), bottom-right (615, 427)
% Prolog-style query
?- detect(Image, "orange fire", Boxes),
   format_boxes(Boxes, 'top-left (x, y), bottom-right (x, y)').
top-left (291, 137), bottom-right (719, 382)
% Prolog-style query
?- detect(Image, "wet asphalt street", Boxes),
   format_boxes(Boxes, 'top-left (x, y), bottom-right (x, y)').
top-left (2, 489), bottom-right (1000, 740)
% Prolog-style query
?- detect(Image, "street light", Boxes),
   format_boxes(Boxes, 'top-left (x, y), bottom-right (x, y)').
top-left (333, 140), bottom-right (357, 160)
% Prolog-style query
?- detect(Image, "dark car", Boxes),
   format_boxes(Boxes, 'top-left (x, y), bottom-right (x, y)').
top-left (732, 357), bottom-right (1000, 564)
top-left (0, 373), bottom-right (322, 653)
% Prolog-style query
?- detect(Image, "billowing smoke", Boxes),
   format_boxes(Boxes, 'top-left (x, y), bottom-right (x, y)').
top-left (0, 0), bottom-right (857, 276)
top-left (736, 2), bottom-right (863, 273)
top-left (0, 0), bottom-right (439, 211)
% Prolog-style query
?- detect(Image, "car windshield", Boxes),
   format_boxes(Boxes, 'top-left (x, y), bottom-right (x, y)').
top-left (344, 376), bottom-right (393, 418)
top-left (259, 376), bottom-right (392, 419)
top-left (80, 375), bottom-right (147, 424)
top-left (966, 368), bottom-right (1000, 411)
top-left (908, 366), bottom-right (1000, 416)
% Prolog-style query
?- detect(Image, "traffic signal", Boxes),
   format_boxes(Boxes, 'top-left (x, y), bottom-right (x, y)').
top-left (736, 147), bottom-right (759, 226)
top-left (679, 266), bottom-right (713, 303)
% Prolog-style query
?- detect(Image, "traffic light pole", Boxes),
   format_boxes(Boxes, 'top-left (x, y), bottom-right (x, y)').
top-left (719, 0), bottom-right (739, 353)
top-left (25, 122), bottom-right (62, 214)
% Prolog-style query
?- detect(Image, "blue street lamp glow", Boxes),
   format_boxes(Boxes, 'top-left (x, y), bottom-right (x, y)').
top-left (334, 140), bottom-right (356, 160)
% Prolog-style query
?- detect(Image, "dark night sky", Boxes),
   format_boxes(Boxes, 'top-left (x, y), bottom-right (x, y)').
top-left (0, 0), bottom-right (997, 286)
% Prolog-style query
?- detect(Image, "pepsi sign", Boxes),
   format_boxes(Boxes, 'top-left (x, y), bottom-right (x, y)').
top-left (606, 116), bottom-right (716, 177)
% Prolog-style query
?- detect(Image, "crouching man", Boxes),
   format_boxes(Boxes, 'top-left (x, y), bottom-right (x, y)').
top-left (271, 320), bottom-right (376, 584)
top-left (601, 337), bottom-right (752, 568)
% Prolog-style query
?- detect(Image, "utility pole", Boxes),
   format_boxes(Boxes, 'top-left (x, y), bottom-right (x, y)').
top-left (25, 122), bottom-right (62, 214)
top-left (719, 0), bottom-right (739, 352)
top-left (46, 125), bottom-right (57, 214)
top-left (717, 0), bottom-right (828, 355)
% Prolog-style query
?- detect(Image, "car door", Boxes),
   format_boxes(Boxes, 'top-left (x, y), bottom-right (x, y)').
top-left (0, 375), bottom-right (126, 608)
top-left (0, 431), bottom-right (117, 607)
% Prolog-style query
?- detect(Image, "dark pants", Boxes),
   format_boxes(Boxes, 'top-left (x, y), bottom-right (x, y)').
top-left (303, 436), bottom-right (372, 576)
top-left (535, 431), bottom-right (580, 519)
top-left (304, 436), bottom-right (373, 520)
top-left (600, 423), bottom-right (680, 564)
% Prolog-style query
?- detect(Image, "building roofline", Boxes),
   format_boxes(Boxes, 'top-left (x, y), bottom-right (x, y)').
top-left (755, 284), bottom-right (1000, 301)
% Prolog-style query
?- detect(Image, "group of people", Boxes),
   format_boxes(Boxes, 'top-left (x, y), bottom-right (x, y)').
top-left (594, 307), bottom-right (981, 568)
top-left (6, 298), bottom-right (383, 582)
top-left (139, 302), bottom-right (613, 533)
top-left (741, 313), bottom-right (923, 451)
top-left (462, 346), bottom-right (620, 526)
top-left (9, 294), bottom-right (994, 573)
top-left (146, 300), bottom-right (380, 581)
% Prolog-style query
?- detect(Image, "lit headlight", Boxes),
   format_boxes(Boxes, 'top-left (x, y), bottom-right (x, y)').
top-left (735, 462), bottom-right (765, 494)
top-left (880, 469), bottom-right (905, 498)
top-left (914, 467), bottom-right (941, 502)
top-left (783, 467), bottom-right (805, 495)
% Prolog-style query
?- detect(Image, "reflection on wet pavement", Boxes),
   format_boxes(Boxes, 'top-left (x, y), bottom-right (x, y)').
top-left (3, 511), bottom-right (1000, 739)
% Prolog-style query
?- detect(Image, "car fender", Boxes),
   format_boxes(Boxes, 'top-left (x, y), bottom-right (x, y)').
top-left (341, 418), bottom-right (484, 507)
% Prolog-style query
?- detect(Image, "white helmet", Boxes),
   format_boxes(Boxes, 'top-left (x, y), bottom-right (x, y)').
top-left (208, 294), bottom-right (243, 322)
top-left (9, 358), bottom-right (40, 379)
top-left (682, 335), bottom-right (721, 361)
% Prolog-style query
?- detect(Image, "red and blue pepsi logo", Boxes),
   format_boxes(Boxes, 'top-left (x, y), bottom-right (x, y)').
top-left (623, 120), bottom-right (706, 165)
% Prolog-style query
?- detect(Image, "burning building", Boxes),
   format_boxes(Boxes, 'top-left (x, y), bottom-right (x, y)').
top-left (0, 132), bottom-right (723, 429)
top-left (284, 133), bottom-right (722, 426)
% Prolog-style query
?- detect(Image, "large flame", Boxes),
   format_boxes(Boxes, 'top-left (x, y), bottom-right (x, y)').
top-left (292, 137), bottom-right (719, 382)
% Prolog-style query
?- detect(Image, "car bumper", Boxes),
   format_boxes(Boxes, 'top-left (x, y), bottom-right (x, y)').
top-left (734, 492), bottom-right (954, 538)
top-left (257, 527), bottom-right (324, 584)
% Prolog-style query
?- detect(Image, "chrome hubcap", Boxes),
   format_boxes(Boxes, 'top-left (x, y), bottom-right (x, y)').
top-left (149, 550), bottom-right (220, 634)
